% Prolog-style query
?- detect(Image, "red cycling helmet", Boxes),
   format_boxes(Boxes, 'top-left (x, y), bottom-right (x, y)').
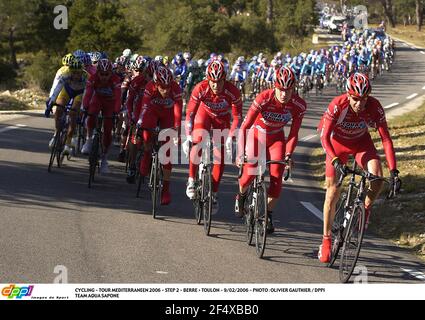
top-left (206, 60), bottom-right (226, 82)
top-left (346, 73), bottom-right (371, 97)
top-left (97, 58), bottom-right (112, 73)
top-left (275, 66), bottom-right (296, 89)
top-left (153, 66), bottom-right (173, 87)
top-left (147, 60), bottom-right (160, 77)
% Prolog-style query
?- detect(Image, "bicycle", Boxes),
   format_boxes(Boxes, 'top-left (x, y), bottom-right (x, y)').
top-left (88, 114), bottom-right (105, 188)
top-left (76, 111), bottom-right (87, 156)
top-left (239, 158), bottom-right (290, 258)
top-left (48, 104), bottom-right (71, 172)
top-left (328, 160), bottom-right (401, 283)
top-left (191, 134), bottom-right (215, 236)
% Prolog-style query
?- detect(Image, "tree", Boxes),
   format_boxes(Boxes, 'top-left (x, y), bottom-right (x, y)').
top-left (380, 0), bottom-right (396, 27)
top-left (415, 0), bottom-right (423, 31)
top-left (67, 0), bottom-right (139, 58)
top-left (266, 0), bottom-right (273, 24)
top-left (0, 0), bottom-right (37, 68)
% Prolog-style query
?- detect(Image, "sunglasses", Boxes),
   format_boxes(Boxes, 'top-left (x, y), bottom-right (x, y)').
top-left (350, 95), bottom-right (368, 102)
top-left (157, 83), bottom-right (171, 90)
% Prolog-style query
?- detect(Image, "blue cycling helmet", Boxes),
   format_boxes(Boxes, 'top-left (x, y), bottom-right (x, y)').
top-left (100, 52), bottom-right (108, 59)
top-left (73, 49), bottom-right (85, 59)
top-left (79, 53), bottom-right (92, 66)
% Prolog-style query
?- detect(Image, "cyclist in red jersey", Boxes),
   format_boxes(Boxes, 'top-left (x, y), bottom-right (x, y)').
top-left (183, 60), bottom-right (243, 213)
top-left (317, 73), bottom-right (399, 263)
top-left (81, 59), bottom-right (122, 174)
top-left (235, 66), bottom-right (307, 233)
top-left (121, 58), bottom-right (150, 182)
top-left (136, 66), bottom-right (183, 205)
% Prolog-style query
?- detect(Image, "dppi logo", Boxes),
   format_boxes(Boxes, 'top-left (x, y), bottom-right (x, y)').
top-left (1, 284), bottom-right (34, 299)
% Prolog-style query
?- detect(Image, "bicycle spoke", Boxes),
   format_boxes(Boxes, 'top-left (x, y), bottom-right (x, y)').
top-left (339, 204), bottom-right (366, 283)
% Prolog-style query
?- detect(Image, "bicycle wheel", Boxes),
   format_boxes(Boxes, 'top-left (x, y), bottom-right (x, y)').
top-left (245, 187), bottom-right (254, 245)
top-left (193, 178), bottom-right (202, 225)
top-left (48, 133), bottom-right (60, 172)
top-left (254, 184), bottom-right (268, 258)
top-left (88, 135), bottom-right (99, 188)
top-left (202, 166), bottom-right (212, 236)
top-left (328, 194), bottom-right (347, 267)
top-left (339, 203), bottom-right (366, 283)
top-left (58, 130), bottom-right (67, 167)
top-left (150, 155), bottom-right (160, 219)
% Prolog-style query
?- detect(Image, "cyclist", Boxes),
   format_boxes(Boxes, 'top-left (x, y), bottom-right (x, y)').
top-left (81, 59), bottom-right (122, 174)
top-left (317, 73), bottom-right (399, 263)
top-left (123, 56), bottom-right (149, 183)
top-left (183, 60), bottom-right (242, 212)
top-left (136, 66), bottom-right (183, 205)
top-left (235, 66), bottom-right (307, 234)
top-left (45, 54), bottom-right (87, 155)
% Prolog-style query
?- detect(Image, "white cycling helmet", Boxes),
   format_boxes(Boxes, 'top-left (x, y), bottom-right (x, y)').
top-left (122, 48), bottom-right (132, 58)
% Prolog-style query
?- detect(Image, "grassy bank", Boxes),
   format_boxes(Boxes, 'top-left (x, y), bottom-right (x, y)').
top-left (310, 103), bottom-right (425, 261)
top-left (385, 25), bottom-right (425, 48)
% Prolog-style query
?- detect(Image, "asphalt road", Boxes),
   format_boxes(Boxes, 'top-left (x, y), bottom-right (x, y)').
top-left (1, 41), bottom-right (425, 284)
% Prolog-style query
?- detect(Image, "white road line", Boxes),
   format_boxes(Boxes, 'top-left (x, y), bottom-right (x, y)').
top-left (300, 201), bottom-right (323, 221)
top-left (384, 102), bottom-right (399, 109)
top-left (156, 271), bottom-right (168, 274)
top-left (0, 124), bottom-right (27, 134)
top-left (401, 268), bottom-right (425, 282)
top-left (301, 134), bottom-right (318, 142)
top-left (421, 51), bottom-right (425, 55)
top-left (406, 93), bottom-right (418, 100)
top-left (422, 85), bottom-right (425, 90)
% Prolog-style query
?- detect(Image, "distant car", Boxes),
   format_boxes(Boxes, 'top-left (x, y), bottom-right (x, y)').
top-left (328, 16), bottom-right (347, 33)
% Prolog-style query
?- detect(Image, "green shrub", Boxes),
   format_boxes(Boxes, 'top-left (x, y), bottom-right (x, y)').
top-left (24, 51), bottom-right (60, 92)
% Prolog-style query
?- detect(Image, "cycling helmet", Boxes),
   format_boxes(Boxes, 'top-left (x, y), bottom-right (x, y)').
top-left (73, 49), bottom-right (85, 59)
top-left (155, 55), bottom-right (163, 62)
top-left (275, 66), bottom-right (296, 89)
top-left (80, 53), bottom-right (92, 66)
top-left (346, 73), bottom-right (371, 97)
top-left (153, 66), bottom-right (173, 87)
top-left (147, 59), bottom-right (160, 77)
top-left (175, 53), bottom-right (183, 64)
top-left (134, 55), bottom-right (147, 71)
top-left (197, 59), bottom-right (206, 67)
top-left (163, 56), bottom-right (169, 65)
top-left (100, 52), bottom-right (108, 59)
top-left (122, 48), bottom-right (132, 58)
top-left (90, 52), bottom-right (102, 63)
top-left (206, 60), bottom-right (226, 82)
top-left (115, 55), bottom-right (127, 67)
top-left (97, 59), bottom-right (112, 73)
top-left (69, 58), bottom-right (82, 70)
top-left (62, 53), bottom-right (75, 66)
top-left (183, 52), bottom-right (191, 60)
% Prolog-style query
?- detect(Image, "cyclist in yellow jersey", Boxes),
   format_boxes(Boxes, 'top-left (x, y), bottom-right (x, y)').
top-left (45, 54), bottom-right (88, 155)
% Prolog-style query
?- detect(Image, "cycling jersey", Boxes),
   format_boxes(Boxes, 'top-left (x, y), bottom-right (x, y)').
top-left (138, 80), bottom-right (183, 130)
top-left (49, 66), bottom-right (87, 102)
top-left (125, 74), bottom-right (149, 121)
top-left (138, 80), bottom-right (183, 177)
top-left (185, 80), bottom-right (242, 138)
top-left (239, 89), bottom-right (307, 156)
top-left (318, 93), bottom-right (396, 171)
top-left (83, 73), bottom-right (122, 153)
top-left (83, 73), bottom-right (122, 111)
top-left (238, 89), bottom-right (307, 198)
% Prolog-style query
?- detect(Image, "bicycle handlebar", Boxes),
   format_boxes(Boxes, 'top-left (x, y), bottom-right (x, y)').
top-left (336, 166), bottom-right (401, 199)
